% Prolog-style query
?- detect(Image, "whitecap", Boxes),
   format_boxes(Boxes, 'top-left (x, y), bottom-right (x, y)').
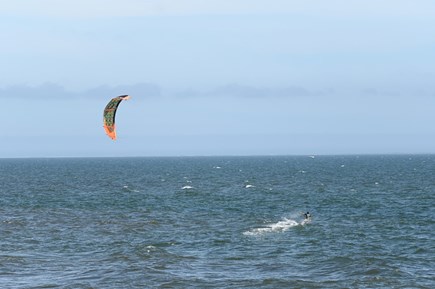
top-left (182, 185), bottom-right (194, 190)
top-left (146, 245), bottom-right (156, 253)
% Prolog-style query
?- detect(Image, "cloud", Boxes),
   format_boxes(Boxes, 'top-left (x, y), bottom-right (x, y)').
top-left (2, 82), bottom-right (432, 103)
top-left (360, 88), bottom-right (401, 97)
top-left (82, 83), bottom-right (161, 99)
top-left (0, 82), bottom-right (72, 99)
top-left (207, 83), bottom-right (324, 98)
top-left (0, 82), bottom-right (161, 99)
top-left (0, 82), bottom-right (320, 100)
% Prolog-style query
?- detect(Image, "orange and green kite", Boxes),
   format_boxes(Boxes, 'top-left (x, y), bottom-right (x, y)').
top-left (103, 95), bottom-right (131, 140)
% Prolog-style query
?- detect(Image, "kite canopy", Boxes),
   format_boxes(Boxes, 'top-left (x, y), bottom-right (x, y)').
top-left (103, 95), bottom-right (131, 140)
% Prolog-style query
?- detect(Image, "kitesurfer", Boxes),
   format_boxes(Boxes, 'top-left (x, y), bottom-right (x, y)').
top-left (303, 212), bottom-right (311, 219)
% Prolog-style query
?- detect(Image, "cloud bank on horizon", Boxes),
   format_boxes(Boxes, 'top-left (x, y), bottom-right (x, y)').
top-left (1, 0), bottom-right (435, 157)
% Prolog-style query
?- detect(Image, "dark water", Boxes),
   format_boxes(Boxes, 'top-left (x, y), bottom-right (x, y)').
top-left (0, 155), bottom-right (434, 288)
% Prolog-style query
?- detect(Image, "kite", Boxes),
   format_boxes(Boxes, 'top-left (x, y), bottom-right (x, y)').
top-left (103, 95), bottom-right (131, 140)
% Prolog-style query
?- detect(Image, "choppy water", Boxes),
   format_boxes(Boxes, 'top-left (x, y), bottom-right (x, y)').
top-left (0, 155), bottom-right (434, 288)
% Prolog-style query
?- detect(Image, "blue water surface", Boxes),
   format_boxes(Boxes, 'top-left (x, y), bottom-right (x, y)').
top-left (0, 155), bottom-right (434, 288)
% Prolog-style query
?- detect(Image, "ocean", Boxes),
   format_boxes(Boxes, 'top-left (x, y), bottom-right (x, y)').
top-left (0, 155), bottom-right (434, 288)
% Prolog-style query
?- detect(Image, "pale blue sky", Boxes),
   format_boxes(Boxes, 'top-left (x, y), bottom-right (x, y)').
top-left (1, 0), bottom-right (435, 157)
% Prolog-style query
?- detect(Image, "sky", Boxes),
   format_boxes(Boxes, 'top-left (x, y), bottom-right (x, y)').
top-left (1, 0), bottom-right (435, 157)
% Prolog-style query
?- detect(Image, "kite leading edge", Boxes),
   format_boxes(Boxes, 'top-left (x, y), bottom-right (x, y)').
top-left (103, 95), bottom-right (131, 140)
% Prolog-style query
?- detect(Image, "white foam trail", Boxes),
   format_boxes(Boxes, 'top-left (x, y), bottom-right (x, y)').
top-left (244, 218), bottom-right (310, 236)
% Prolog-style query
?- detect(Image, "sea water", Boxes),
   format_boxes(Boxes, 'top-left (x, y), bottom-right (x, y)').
top-left (0, 155), bottom-right (434, 288)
